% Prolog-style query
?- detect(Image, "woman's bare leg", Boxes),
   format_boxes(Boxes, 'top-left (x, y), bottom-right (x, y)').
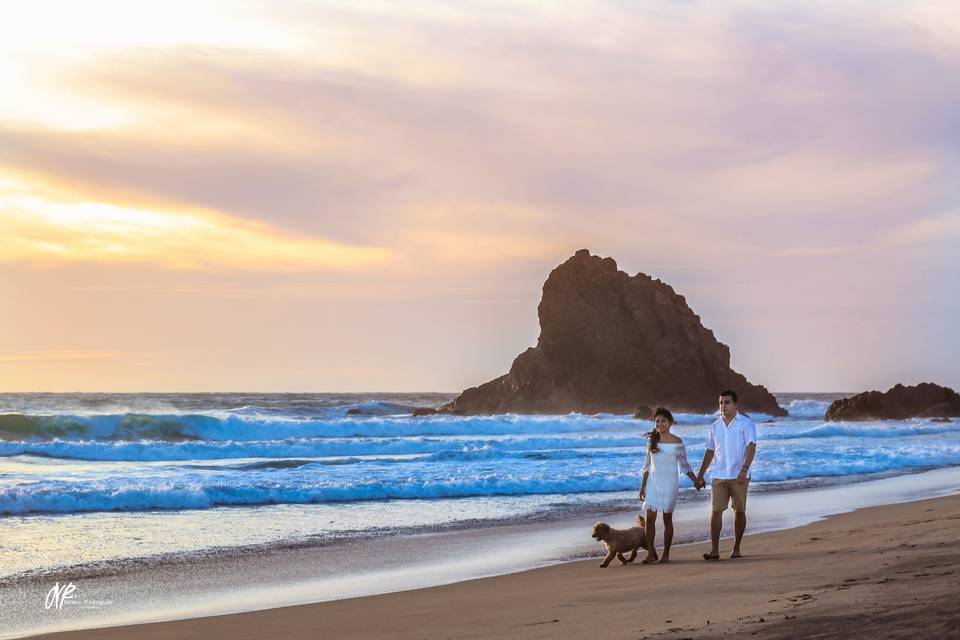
top-left (660, 512), bottom-right (674, 562)
top-left (642, 509), bottom-right (659, 563)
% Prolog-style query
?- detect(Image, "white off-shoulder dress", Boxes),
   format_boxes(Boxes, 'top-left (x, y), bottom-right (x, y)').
top-left (641, 441), bottom-right (693, 513)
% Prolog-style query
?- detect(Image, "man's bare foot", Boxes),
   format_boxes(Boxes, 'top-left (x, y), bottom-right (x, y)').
top-left (641, 552), bottom-right (659, 564)
top-left (702, 552), bottom-right (720, 561)
top-left (730, 550), bottom-right (742, 559)
top-left (658, 556), bottom-right (671, 564)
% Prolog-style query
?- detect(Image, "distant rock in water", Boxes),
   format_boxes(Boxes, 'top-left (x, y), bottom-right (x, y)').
top-left (345, 402), bottom-right (420, 416)
top-left (439, 249), bottom-right (786, 416)
top-left (825, 383), bottom-right (960, 421)
top-left (633, 405), bottom-right (654, 420)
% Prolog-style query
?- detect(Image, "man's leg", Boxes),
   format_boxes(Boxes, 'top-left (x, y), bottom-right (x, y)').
top-left (709, 510), bottom-right (722, 555)
top-left (731, 479), bottom-right (749, 558)
top-left (705, 479), bottom-right (726, 560)
top-left (731, 510), bottom-right (746, 558)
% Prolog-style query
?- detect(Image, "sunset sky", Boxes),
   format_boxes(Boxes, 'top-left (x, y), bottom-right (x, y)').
top-left (1, 0), bottom-right (958, 393)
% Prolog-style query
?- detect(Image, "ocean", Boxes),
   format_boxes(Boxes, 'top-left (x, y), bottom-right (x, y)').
top-left (1, 392), bottom-right (959, 581)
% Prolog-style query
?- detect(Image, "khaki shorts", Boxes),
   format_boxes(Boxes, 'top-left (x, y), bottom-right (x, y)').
top-left (711, 478), bottom-right (749, 513)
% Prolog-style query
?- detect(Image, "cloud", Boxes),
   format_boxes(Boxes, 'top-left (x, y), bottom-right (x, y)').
top-left (0, 173), bottom-right (392, 270)
top-left (877, 208), bottom-right (960, 252)
top-left (2, 1), bottom-right (956, 251)
top-left (2, 0), bottom-right (959, 391)
top-left (0, 350), bottom-right (138, 363)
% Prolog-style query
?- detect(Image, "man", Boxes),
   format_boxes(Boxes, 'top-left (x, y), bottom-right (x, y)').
top-left (695, 390), bottom-right (757, 560)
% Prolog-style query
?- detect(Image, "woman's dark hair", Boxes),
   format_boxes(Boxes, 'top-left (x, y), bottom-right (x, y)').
top-left (647, 406), bottom-right (674, 453)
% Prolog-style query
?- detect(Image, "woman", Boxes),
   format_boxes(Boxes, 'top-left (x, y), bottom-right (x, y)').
top-left (638, 407), bottom-right (699, 563)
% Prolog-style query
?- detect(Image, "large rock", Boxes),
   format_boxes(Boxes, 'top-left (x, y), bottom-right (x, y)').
top-left (440, 249), bottom-right (786, 416)
top-left (825, 383), bottom-right (960, 421)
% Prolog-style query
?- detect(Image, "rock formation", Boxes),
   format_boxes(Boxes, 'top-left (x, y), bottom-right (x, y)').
top-left (439, 249), bottom-right (786, 416)
top-left (825, 383), bottom-right (960, 421)
top-left (632, 405), bottom-right (654, 420)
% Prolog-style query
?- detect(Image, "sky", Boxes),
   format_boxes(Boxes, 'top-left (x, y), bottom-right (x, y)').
top-left (1, 0), bottom-right (958, 393)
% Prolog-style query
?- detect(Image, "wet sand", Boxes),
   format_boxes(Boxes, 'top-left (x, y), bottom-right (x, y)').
top-left (26, 493), bottom-right (960, 640)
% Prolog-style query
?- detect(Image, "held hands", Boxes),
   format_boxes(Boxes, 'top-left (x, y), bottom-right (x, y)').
top-left (689, 473), bottom-right (703, 491)
top-left (695, 475), bottom-right (706, 490)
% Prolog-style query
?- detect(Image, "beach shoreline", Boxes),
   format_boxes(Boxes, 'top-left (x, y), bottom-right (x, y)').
top-left (20, 491), bottom-right (960, 639)
top-left (4, 466), bottom-right (959, 639)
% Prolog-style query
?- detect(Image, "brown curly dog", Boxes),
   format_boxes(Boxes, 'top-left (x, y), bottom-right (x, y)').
top-left (591, 516), bottom-right (649, 567)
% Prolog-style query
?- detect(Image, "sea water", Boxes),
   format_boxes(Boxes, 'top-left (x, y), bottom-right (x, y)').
top-left (1, 392), bottom-right (958, 579)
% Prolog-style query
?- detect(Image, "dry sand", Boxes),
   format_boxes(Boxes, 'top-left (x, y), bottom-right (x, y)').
top-left (31, 494), bottom-right (960, 640)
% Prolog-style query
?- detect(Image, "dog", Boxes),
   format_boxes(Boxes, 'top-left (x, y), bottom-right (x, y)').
top-left (591, 516), bottom-right (648, 567)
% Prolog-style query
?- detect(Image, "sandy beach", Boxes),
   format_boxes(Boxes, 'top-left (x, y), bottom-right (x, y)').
top-left (26, 492), bottom-right (960, 640)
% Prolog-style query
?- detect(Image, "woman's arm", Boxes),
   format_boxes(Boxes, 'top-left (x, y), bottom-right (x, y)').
top-left (678, 442), bottom-right (700, 488)
top-left (639, 448), bottom-right (652, 498)
top-left (677, 442), bottom-right (694, 474)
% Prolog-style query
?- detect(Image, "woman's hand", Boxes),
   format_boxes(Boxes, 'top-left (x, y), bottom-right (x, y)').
top-left (638, 487), bottom-right (646, 501)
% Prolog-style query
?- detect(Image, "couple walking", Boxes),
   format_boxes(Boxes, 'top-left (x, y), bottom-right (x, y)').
top-left (637, 390), bottom-right (757, 563)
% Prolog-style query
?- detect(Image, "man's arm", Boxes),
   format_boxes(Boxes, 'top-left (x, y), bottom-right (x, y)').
top-left (737, 419), bottom-right (758, 482)
top-left (737, 442), bottom-right (757, 482)
top-left (696, 449), bottom-right (714, 489)
top-left (697, 425), bottom-right (716, 489)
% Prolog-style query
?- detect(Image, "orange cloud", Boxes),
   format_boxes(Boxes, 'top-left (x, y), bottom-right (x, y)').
top-left (0, 350), bottom-right (138, 363)
top-left (0, 173), bottom-right (392, 270)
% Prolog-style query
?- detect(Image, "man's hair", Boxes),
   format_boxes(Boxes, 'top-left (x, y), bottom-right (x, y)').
top-left (719, 390), bottom-right (738, 403)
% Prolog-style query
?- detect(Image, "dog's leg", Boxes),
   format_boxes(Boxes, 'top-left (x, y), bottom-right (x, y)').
top-left (617, 552), bottom-right (629, 565)
top-left (626, 548), bottom-right (638, 563)
top-left (600, 549), bottom-right (615, 568)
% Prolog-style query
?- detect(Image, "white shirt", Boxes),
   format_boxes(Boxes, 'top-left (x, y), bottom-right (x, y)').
top-left (704, 412), bottom-right (757, 480)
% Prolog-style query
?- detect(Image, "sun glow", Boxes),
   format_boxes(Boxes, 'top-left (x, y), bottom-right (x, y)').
top-left (0, 174), bottom-right (391, 270)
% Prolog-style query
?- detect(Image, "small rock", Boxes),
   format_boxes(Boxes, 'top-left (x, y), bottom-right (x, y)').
top-left (633, 405), bottom-right (654, 420)
top-left (825, 382), bottom-right (960, 421)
